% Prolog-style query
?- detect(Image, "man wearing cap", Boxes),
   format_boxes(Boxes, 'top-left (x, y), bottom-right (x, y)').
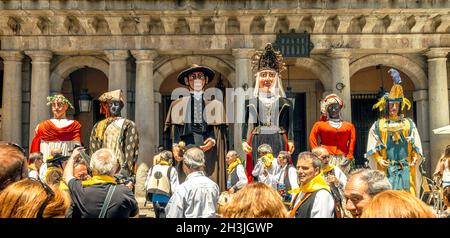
top-left (30, 94), bottom-right (82, 181)
top-left (164, 64), bottom-right (227, 190)
top-left (309, 94), bottom-right (356, 175)
top-left (89, 89), bottom-right (139, 183)
top-left (165, 147), bottom-right (219, 218)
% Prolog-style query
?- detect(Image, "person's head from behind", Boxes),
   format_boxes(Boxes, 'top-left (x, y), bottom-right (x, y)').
top-left (296, 152), bottom-right (321, 185)
top-left (311, 146), bottom-right (330, 168)
top-left (226, 151), bottom-right (238, 165)
top-left (344, 169), bottom-right (392, 218)
top-left (257, 144), bottom-right (272, 158)
top-left (443, 186), bottom-right (450, 208)
top-left (182, 147), bottom-right (205, 175)
top-left (0, 144), bottom-right (28, 191)
top-left (29, 152), bottom-right (44, 170)
top-left (158, 150), bottom-right (173, 165)
top-left (361, 190), bottom-right (435, 218)
top-left (45, 169), bottom-right (63, 186)
top-left (73, 159), bottom-right (90, 181)
top-left (90, 148), bottom-right (119, 176)
top-left (277, 151), bottom-right (290, 168)
top-left (219, 182), bottom-right (288, 218)
top-left (0, 178), bottom-right (70, 218)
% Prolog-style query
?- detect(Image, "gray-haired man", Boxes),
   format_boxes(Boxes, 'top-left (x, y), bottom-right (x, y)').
top-left (343, 169), bottom-right (392, 218)
top-left (165, 147), bottom-right (219, 218)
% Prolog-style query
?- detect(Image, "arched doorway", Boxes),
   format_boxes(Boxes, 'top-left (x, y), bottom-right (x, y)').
top-left (280, 58), bottom-right (328, 163)
top-left (61, 67), bottom-right (108, 148)
top-left (350, 65), bottom-right (416, 165)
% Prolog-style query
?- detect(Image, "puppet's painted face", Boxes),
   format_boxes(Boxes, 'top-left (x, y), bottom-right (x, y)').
top-left (258, 70), bottom-right (277, 93)
top-left (187, 72), bottom-right (206, 92)
top-left (327, 103), bottom-right (341, 119)
top-left (388, 101), bottom-right (400, 118)
top-left (108, 100), bottom-right (123, 117)
top-left (51, 100), bottom-right (69, 119)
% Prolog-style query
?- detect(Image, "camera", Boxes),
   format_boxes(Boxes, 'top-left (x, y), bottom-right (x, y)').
top-left (115, 174), bottom-right (135, 185)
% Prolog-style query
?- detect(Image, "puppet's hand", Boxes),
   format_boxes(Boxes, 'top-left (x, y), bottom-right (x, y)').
top-left (341, 158), bottom-right (351, 167)
top-left (242, 142), bottom-right (252, 154)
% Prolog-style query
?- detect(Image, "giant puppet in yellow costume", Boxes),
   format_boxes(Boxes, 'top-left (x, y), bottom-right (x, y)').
top-left (365, 68), bottom-right (423, 197)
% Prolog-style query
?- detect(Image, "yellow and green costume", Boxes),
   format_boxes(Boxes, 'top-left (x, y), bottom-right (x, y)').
top-left (365, 68), bottom-right (423, 196)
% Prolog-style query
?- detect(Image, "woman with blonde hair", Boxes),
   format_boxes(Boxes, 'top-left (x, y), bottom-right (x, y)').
top-left (0, 178), bottom-right (70, 218)
top-left (361, 190), bottom-right (436, 218)
top-left (434, 145), bottom-right (450, 188)
top-left (218, 182), bottom-right (288, 218)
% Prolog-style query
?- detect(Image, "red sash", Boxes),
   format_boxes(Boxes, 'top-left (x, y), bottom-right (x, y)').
top-left (30, 120), bottom-right (81, 153)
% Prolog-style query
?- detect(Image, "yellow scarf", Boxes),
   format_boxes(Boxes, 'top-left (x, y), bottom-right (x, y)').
top-left (158, 160), bottom-right (171, 166)
top-left (59, 181), bottom-right (69, 190)
top-left (260, 153), bottom-right (275, 169)
top-left (227, 159), bottom-right (242, 173)
top-left (322, 165), bottom-right (335, 174)
top-left (82, 175), bottom-right (117, 187)
top-left (45, 167), bottom-right (63, 180)
top-left (29, 164), bottom-right (37, 171)
top-left (289, 172), bottom-right (330, 195)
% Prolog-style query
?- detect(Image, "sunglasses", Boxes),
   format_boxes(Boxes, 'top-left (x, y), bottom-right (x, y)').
top-left (28, 178), bottom-right (55, 218)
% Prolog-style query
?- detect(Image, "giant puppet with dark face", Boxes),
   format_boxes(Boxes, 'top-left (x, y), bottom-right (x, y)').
top-left (89, 90), bottom-right (139, 180)
top-left (241, 43), bottom-right (295, 183)
top-left (366, 69), bottom-right (423, 197)
top-left (164, 64), bottom-right (228, 190)
top-left (309, 94), bottom-right (356, 175)
top-left (30, 94), bottom-right (82, 181)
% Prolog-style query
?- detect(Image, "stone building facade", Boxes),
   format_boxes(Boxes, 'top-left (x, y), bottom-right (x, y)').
top-left (0, 0), bottom-right (449, 197)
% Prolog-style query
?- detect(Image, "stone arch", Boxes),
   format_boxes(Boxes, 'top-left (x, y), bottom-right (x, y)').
top-left (50, 56), bottom-right (109, 93)
top-left (292, 57), bottom-right (332, 90)
top-left (350, 54), bottom-right (427, 90)
top-left (154, 56), bottom-right (236, 91)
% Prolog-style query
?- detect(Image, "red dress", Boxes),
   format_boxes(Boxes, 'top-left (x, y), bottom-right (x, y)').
top-left (309, 121), bottom-right (356, 160)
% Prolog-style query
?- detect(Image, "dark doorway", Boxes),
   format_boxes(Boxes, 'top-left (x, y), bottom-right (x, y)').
top-left (291, 93), bottom-right (307, 165)
top-left (351, 94), bottom-right (380, 166)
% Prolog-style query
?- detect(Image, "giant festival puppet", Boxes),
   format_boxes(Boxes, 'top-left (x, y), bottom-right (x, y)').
top-left (30, 94), bottom-right (82, 181)
top-left (164, 64), bottom-right (228, 191)
top-left (309, 94), bottom-right (356, 175)
top-left (242, 43), bottom-right (294, 183)
top-left (89, 90), bottom-right (139, 181)
top-left (366, 68), bottom-right (423, 196)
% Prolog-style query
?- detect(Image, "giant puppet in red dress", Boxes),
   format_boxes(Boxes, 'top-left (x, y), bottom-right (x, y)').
top-left (309, 94), bottom-right (356, 175)
top-left (30, 94), bottom-right (81, 180)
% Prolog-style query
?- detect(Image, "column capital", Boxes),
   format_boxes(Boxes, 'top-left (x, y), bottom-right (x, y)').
top-left (0, 50), bottom-right (23, 61)
top-left (328, 48), bottom-right (352, 58)
top-left (232, 48), bottom-right (255, 59)
top-left (25, 50), bottom-right (52, 62)
top-left (131, 50), bottom-right (158, 61)
top-left (413, 89), bottom-right (428, 101)
top-left (425, 48), bottom-right (450, 59)
top-left (104, 50), bottom-right (129, 61)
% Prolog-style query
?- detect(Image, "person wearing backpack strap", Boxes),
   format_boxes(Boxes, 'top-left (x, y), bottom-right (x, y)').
top-left (64, 147), bottom-right (139, 218)
top-left (144, 150), bottom-right (179, 218)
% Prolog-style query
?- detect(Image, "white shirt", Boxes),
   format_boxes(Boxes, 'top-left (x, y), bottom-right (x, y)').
top-left (443, 160), bottom-right (450, 182)
top-left (29, 170), bottom-right (39, 180)
top-left (291, 190), bottom-right (335, 218)
top-left (275, 165), bottom-right (299, 190)
top-left (230, 164), bottom-right (248, 190)
top-left (252, 159), bottom-right (279, 189)
top-left (165, 171), bottom-right (219, 218)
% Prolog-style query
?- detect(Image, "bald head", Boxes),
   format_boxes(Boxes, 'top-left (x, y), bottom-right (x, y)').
top-left (0, 144), bottom-right (27, 191)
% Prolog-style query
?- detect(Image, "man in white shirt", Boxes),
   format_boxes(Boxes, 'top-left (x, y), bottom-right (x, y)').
top-left (289, 152), bottom-right (335, 218)
top-left (165, 147), bottom-right (219, 218)
top-left (252, 144), bottom-right (278, 189)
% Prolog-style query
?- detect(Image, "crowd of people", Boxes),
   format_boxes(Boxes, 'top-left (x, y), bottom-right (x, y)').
top-left (0, 140), bottom-right (448, 218)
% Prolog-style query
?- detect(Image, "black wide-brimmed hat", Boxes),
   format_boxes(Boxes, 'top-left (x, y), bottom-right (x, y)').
top-left (177, 64), bottom-right (215, 86)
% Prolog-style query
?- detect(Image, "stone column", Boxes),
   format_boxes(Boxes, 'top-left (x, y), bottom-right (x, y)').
top-left (105, 50), bottom-right (129, 117)
top-left (130, 49), bottom-right (158, 198)
top-left (232, 48), bottom-right (255, 158)
top-left (0, 51), bottom-right (23, 144)
top-left (328, 48), bottom-right (352, 122)
top-left (425, 48), bottom-right (450, 172)
top-left (413, 90), bottom-right (430, 174)
top-left (25, 50), bottom-right (52, 142)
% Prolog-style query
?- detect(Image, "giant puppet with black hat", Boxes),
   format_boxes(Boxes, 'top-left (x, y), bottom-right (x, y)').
top-left (365, 68), bottom-right (423, 197)
top-left (164, 64), bottom-right (227, 190)
top-left (89, 89), bottom-right (139, 181)
top-left (241, 43), bottom-right (294, 183)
